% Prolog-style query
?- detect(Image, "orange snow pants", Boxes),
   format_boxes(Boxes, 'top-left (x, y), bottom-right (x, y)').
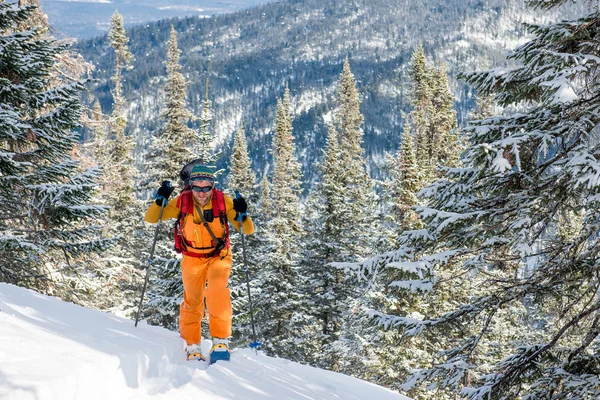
top-left (179, 253), bottom-right (232, 345)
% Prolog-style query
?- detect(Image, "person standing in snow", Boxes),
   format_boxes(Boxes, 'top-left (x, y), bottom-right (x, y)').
top-left (144, 164), bottom-right (254, 363)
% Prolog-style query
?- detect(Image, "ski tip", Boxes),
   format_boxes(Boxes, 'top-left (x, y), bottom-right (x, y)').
top-left (209, 351), bottom-right (231, 364)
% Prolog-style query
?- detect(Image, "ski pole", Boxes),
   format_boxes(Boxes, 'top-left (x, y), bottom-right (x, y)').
top-left (235, 190), bottom-right (261, 353)
top-left (135, 190), bottom-right (169, 327)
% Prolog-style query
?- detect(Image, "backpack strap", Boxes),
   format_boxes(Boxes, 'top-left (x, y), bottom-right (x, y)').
top-left (176, 189), bottom-right (194, 215)
top-left (174, 189), bottom-right (193, 254)
top-left (212, 189), bottom-right (230, 248)
top-left (174, 188), bottom-right (231, 256)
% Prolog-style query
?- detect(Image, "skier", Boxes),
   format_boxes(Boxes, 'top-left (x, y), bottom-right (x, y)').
top-left (144, 164), bottom-right (255, 363)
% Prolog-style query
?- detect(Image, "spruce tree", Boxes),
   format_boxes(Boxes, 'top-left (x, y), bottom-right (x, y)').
top-left (408, 46), bottom-right (461, 181)
top-left (145, 26), bottom-right (195, 185)
top-left (95, 10), bottom-right (141, 313)
top-left (107, 11), bottom-right (133, 119)
top-left (335, 57), bottom-right (377, 261)
top-left (259, 175), bottom-right (271, 215)
top-left (0, 2), bottom-right (109, 300)
top-left (299, 124), bottom-right (352, 369)
top-left (257, 87), bottom-right (304, 358)
top-left (143, 26), bottom-right (196, 329)
top-left (408, 44), bottom-right (433, 173)
top-left (197, 78), bottom-right (221, 169)
top-left (382, 120), bottom-right (422, 249)
top-left (228, 125), bottom-right (256, 197)
top-left (429, 65), bottom-right (461, 168)
top-left (302, 59), bottom-right (378, 373)
top-left (87, 100), bottom-right (110, 172)
top-left (352, 3), bottom-right (600, 398)
top-left (226, 124), bottom-right (261, 347)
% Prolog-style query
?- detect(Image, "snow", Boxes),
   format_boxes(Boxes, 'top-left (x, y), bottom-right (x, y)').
top-left (157, 6), bottom-right (205, 12)
top-left (551, 82), bottom-right (579, 104)
top-left (0, 283), bottom-right (411, 400)
top-left (491, 150), bottom-right (511, 173)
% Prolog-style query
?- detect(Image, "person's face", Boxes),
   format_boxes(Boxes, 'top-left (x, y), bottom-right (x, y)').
top-left (191, 180), bottom-right (213, 204)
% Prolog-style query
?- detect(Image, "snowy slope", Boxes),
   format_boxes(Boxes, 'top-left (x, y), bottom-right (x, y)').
top-left (0, 283), bottom-right (410, 400)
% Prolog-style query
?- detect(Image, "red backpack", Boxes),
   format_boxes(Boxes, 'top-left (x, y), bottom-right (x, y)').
top-left (173, 187), bottom-right (231, 258)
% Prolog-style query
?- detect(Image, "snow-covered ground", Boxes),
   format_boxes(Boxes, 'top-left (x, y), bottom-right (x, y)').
top-left (0, 283), bottom-right (411, 400)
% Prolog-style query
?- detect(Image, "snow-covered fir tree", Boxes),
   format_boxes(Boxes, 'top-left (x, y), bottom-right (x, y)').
top-left (380, 120), bottom-right (422, 251)
top-left (408, 45), bottom-right (461, 182)
top-left (0, 2), bottom-right (109, 300)
top-left (142, 26), bottom-right (197, 329)
top-left (429, 65), bottom-right (461, 168)
top-left (87, 99), bottom-right (111, 174)
top-left (197, 78), bottom-right (221, 171)
top-left (145, 26), bottom-right (195, 186)
top-left (107, 11), bottom-right (133, 121)
top-left (259, 174), bottom-right (271, 216)
top-left (257, 87), bottom-right (305, 359)
top-left (350, 2), bottom-right (600, 398)
top-left (334, 57), bottom-right (378, 261)
top-left (408, 44), bottom-right (432, 173)
top-left (226, 124), bottom-right (262, 347)
top-left (328, 58), bottom-right (379, 374)
top-left (299, 124), bottom-right (354, 370)
top-left (94, 10), bottom-right (142, 313)
top-left (227, 125), bottom-right (256, 197)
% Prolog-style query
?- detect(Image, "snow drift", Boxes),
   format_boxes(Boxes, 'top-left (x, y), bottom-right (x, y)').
top-left (0, 283), bottom-right (411, 400)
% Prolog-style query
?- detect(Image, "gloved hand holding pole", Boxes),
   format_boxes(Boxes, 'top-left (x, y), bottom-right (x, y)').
top-left (235, 190), bottom-right (261, 352)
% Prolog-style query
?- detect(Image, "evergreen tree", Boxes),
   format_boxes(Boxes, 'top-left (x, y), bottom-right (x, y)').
top-left (257, 87), bottom-right (304, 358)
top-left (0, 2), bottom-right (109, 300)
top-left (382, 120), bottom-right (422, 249)
top-left (259, 174), bottom-right (271, 217)
top-left (302, 59), bottom-right (378, 373)
top-left (352, 3), bottom-right (600, 398)
top-left (335, 57), bottom-right (377, 261)
top-left (299, 124), bottom-right (351, 369)
top-left (227, 125), bottom-right (256, 196)
top-left (197, 77), bottom-right (220, 169)
top-left (94, 10), bottom-right (141, 313)
top-left (226, 124), bottom-right (261, 347)
top-left (86, 100), bottom-right (110, 172)
top-left (470, 88), bottom-right (495, 123)
top-left (143, 26), bottom-right (196, 329)
top-left (146, 26), bottom-right (195, 185)
top-left (429, 65), bottom-right (461, 168)
top-left (408, 43), bottom-right (433, 173)
top-left (408, 46), bottom-right (461, 181)
top-left (107, 11), bottom-right (133, 119)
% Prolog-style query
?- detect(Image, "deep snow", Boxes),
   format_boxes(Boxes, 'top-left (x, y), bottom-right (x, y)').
top-left (0, 283), bottom-right (411, 400)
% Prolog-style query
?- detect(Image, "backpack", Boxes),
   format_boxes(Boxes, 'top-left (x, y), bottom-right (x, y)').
top-left (173, 159), bottom-right (230, 258)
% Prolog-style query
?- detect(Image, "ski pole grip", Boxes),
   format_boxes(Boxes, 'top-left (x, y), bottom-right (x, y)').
top-left (234, 190), bottom-right (247, 221)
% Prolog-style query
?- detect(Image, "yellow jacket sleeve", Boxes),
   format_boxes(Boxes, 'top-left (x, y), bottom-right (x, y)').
top-left (144, 197), bottom-right (181, 223)
top-left (224, 194), bottom-right (255, 235)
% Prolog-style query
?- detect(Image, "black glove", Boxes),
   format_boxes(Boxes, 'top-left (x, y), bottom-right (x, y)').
top-left (233, 196), bottom-right (247, 214)
top-left (155, 180), bottom-right (175, 206)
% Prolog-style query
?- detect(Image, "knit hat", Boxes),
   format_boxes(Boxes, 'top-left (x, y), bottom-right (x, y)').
top-left (189, 165), bottom-right (215, 183)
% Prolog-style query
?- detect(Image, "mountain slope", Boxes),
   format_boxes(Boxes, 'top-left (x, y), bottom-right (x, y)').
top-left (76, 0), bottom-right (584, 186)
top-left (0, 283), bottom-right (410, 400)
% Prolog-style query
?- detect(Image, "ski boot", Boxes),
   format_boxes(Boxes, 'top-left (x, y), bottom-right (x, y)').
top-left (209, 338), bottom-right (230, 364)
top-left (185, 343), bottom-right (206, 362)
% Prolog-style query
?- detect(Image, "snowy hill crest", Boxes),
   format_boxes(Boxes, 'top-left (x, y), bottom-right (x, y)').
top-left (0, 283), bottom-right (410, 400)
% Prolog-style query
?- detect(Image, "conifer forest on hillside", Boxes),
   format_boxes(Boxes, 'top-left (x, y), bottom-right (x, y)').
top-left (2, 0), bottom-right (600, 398)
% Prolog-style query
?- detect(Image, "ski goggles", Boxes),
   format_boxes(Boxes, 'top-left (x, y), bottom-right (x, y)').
top-left (191, 185), bottom-right (213, 193)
